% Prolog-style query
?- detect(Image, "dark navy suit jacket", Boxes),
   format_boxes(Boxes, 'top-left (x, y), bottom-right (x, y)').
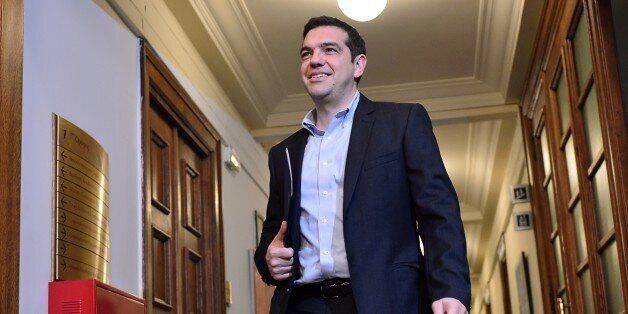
top-left (254, 95), bottom-right (471, 313)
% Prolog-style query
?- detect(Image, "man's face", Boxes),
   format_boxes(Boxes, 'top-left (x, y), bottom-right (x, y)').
top-left (300, 26), bottom-right (365, 102)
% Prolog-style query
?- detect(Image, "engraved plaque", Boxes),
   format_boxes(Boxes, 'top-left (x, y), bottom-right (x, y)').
top-left (54, 115), bottom-right (110, 283)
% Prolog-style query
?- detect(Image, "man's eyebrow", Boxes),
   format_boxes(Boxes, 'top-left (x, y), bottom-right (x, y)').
top-left (300, 42), bottom-right (343, 54)
top-left (319, 42), bottom-right (342, 50)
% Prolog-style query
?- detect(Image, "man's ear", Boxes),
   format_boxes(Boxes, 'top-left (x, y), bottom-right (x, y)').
top-left (353, 54), bottom-right (367, 78)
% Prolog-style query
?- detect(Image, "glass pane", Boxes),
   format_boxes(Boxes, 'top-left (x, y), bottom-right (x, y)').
top-left (602, 241), bottom-right (626, 314)
top-left (593, 161), bottom-right (614, 239)
top-left (573, 201), bottom-right (587, 263)
top-left (582, 85), bottom-right (603, 160)
top-left (565, 136), bottom-right (579, 196)
top-left (541, 127), bottom-right (552, 177)
top-left (580, 268), bottom-right (595, 314)
top-left (547, 180), bottom-right (558, 229)
top-left (554, 236), bottom-right (565, 289)
top-left (557, 72), bottom-right (572, 134)
top-left (573, 13), bottom-right (593, 91)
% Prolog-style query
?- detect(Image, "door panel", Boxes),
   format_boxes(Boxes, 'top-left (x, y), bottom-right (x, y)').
top-left (143, 45), bottom-right (224, 313)
top-left (150, 107), bottom-right (176, 313)
top-left (521, 1), bottom-right (628, 312)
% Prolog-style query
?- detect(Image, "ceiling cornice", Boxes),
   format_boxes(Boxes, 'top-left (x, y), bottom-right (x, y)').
top-left (253, 103), bottom-right (518, 142)
top-left (272, 77), bottom-right (496, 115)
top-left (462, 120), bottom-right (502, 213)
top-left (190, 0), bottom-right (530, 130)
top-left (226, 0), bottom-right (287, 97)
top-left (187, 0), bottom-right (270, 124)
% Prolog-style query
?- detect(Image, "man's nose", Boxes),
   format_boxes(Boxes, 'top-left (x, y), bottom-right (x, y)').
top-left (309, 50), bottom-right (325, 67)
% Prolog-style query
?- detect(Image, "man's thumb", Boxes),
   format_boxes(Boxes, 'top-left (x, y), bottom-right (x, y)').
top-left (272, 221), bottom-right (288, 244)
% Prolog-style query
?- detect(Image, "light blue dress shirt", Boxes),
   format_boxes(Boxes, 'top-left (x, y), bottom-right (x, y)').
top-left (296, 92), bottom-right (360, 284)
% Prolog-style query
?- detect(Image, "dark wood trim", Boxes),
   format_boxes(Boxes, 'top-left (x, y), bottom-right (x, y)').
top-left (521, 0), bottom-right (628, 312)
top-left (586, 0), bottom-right (628, 307)
top-left (563, 6), bottom-right (608, 311)
top-left (0, 0), bottom-right (23, 313)
top-left (141, 42), bottom-right (226, 314)
top-left (498, 257), bottom-right (512, 314)
top-left (546, 76), bottom-right (585, 312)
top-left (520, 107), bottom-right (556, 313)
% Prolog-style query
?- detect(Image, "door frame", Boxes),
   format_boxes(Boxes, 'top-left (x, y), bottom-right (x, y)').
top-left (520, 0), bottom-right (628, 312)
top-left (0, 0), bottom-right (23, 312)
top-left (141, 42), bottom-right (226, 313)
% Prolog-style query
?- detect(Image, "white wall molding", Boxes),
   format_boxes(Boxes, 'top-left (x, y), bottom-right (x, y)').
top-left (255, 103), bottom-right (519, 141)
top-left (227, 0), bottom-right (287, 97)
top-left (189, 0), bottom-right (269, 123)
top-left (185, 0), bottom-right (530, 130)
top-left (272, 77), bottom-right (495, 114)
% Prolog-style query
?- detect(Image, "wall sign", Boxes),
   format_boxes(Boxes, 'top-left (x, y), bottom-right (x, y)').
top-left (514, 211), bottom-right (533, 231)
top-left (54, 115), bottom-right (110, 282)
top-left (510, 184), bottom-right (530, 204)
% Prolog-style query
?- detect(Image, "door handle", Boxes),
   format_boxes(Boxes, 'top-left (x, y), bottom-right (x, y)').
top-left (557, 297), bottom-right (570, 314)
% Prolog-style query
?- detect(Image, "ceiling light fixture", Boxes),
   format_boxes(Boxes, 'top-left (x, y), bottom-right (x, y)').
top-left (337, 0), bottom-right (387, 22)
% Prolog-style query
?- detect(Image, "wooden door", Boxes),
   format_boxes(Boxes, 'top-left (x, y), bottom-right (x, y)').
top-left (0, 0), bottom-right (23, 312)
top-left (521, 0), bottom-right (628, 313)
top-left (143, 44), bottom-right (225, 314)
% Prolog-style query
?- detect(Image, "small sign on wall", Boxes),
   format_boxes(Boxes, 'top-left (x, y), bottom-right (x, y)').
top-left (510, 184), bottom-right (530, 204)
top-left (514, 211), bottom-right (533, 231)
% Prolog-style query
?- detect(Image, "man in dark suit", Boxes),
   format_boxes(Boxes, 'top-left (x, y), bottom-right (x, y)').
top-left (254, 16), bottom-right (470, 314)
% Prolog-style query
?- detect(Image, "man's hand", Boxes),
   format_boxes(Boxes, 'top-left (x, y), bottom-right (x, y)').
top-left (265, 221), bottom-right (294, 281)
top-left (432, 298), bottom-right (468, 314)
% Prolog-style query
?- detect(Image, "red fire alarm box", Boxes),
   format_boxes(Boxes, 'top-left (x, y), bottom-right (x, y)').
top-left (49, 279), bottom-right (144, 314)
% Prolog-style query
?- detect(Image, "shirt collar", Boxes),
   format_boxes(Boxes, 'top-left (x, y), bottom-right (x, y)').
top-left (302, 91), bottom-right (360, 136)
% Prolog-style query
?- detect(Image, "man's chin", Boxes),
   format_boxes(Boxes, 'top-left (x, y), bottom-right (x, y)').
top-left (305, 88), bottom-right (332, 101)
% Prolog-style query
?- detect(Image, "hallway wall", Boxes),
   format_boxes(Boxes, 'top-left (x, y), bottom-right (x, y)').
top-left (471, 123), bottom-right (543, 314)
top-left (20, 1), bottom-right (142, 312)
top-left (106, 1), bottom-right (273, 311)
top-left (20, 0), bottom-right (271, 313)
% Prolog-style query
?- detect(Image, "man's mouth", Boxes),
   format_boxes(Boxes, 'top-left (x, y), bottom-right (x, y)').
top-left (308, 73), bottom-right (331, 79)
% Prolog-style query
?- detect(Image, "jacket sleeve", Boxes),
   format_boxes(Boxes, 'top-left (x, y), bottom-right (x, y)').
top-left (403, 104), bottom-right (471, 309)
top-left (254, 147), bottom-right (285, 286)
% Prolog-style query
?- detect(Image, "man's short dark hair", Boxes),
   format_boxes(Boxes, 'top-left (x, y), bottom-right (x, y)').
top-left (303, 16), bottom-right (366, 84)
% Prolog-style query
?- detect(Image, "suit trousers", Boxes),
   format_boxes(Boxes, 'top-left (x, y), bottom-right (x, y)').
top-left (286, 289), bottom-right (358, 314)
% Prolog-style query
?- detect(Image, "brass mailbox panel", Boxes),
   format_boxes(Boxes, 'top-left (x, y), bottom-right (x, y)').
top-left (54, 115), bottom-right (110, 282)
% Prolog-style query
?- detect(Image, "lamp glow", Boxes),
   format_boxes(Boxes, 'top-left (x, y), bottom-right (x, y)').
top-left (338, 0), bottom-right (387, 22)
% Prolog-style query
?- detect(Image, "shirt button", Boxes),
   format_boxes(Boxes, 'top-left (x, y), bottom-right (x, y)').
top-left (324, 251), bottom-right (330, 255)
top-left (322, 190), bottom-right (328, 196)
top-left (322, 161), bottom-right (328, 166)
top-left (328, 135), bottom-right (334, 140)
top-left (321, 218), bottom-right (327, 224)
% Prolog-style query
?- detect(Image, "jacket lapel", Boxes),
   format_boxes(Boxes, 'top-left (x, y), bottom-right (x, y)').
top-left (343, 94), bottom-right (376, 216)
top-left (284, 129), bottom-right (308, 249)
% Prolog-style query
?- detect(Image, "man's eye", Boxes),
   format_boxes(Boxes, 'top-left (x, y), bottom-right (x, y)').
top-left (301, 52), bottom-right (311, 59)
top-left (325, 48), bottom-right (337, 53)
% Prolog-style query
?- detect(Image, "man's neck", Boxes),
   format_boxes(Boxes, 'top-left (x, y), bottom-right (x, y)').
top-left (313, 88), bottom-right (358, 131)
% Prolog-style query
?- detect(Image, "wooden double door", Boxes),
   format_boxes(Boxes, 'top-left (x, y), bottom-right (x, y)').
top-left (521, 0), bottom-right (628, 313)
top-left (142, 45), bottom-right (225, 314)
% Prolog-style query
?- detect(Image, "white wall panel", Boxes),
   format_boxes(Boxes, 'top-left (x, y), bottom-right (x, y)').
top-left (21, 1), bottom-right (141, 312)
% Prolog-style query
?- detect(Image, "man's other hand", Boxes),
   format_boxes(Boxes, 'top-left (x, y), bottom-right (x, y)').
top-left (432, 297), bottom-right (468, 314)
top-left (265, 221), bottom-right (294, 281)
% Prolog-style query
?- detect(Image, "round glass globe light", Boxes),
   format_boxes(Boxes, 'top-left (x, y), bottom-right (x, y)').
top-left (338, 0), bottom-right (387, 22)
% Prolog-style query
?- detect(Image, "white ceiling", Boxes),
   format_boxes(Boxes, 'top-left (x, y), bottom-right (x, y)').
top-left (163, 0), bottom-right (544, 278)
top-left (244, 0), bottom-right (480, 95)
